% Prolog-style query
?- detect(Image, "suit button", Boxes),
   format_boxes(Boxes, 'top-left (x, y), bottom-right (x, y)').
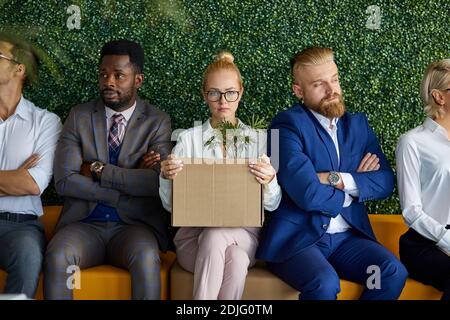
top-left (105, 214), bottom-right (110, 219)
top-left (322, 224), bottom-right (328, 229)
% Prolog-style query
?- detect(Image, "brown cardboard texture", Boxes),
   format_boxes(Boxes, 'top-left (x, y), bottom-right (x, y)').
top-left (172, 158), bottom-right (263, 227)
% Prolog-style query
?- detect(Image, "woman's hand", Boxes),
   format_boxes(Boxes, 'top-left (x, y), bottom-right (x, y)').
top-left (160, 154), bottom-right (183, 179)
top-left (249, 154), bottom-right (276, 185)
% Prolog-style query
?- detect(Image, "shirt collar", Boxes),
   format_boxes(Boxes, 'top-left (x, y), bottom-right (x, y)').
top-left (423, 117), bottom-right (449, 140)
top-left (8, 96), bottom-right (32, 122)
top-left (308, 108), bottom-right (339, 131)
top-left (104, 101), bottom-right (136, 122)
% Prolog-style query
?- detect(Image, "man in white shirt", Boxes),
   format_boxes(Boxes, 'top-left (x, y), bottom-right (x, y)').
top-left (0, 35), bottom-right (62, 298)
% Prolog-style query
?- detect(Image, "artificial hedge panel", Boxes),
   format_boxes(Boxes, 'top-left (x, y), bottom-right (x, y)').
top-left (1, 0), bottom-right (449, 213)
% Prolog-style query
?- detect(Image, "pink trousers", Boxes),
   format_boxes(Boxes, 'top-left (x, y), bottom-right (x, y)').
top-left (174, 227), bottom-right (259, 300)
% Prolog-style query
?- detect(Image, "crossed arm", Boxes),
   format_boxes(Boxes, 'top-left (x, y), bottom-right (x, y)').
top-left (316, 152), bottom-right (381, 191)
top-left (0, 115), bottom-right (62, 197)
top-left (0, 155), bottom-right (41, 196)
top-left (273, 116), bottom-right (394, 218)
top-left (54, 109), bottom-right (172, 204)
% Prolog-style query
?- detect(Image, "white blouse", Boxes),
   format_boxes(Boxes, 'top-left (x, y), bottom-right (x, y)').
top-left (159, 119), bottom-right (282, 214)
top-left (396, 117), bottom-right (450, 255)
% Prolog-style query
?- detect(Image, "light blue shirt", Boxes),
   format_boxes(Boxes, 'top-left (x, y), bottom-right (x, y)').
top-left (0, 96), bottom-right (62, 216)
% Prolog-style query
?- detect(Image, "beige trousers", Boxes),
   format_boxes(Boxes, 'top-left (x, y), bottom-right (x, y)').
top-left (174, 227), bottom-right (259, 300)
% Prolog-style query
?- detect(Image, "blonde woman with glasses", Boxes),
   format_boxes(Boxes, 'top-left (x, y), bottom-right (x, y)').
top-left (158, 51), bottom-right (282, 300)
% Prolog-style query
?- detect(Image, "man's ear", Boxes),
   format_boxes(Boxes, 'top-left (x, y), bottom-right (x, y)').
top-left (16, 63), bottom-right (26, 81)
top-left (292, 82), bottom-right (304, 101)
top-left (135, 73), bottom-right (144, 89)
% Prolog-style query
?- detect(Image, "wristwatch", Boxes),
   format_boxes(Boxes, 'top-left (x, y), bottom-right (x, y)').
top-left (327, 171), bottom-right (341, 187)
top-left (90, 161), bottom-right (105, 181)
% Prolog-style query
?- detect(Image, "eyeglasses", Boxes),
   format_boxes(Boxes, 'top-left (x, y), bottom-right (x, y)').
top-left (0, 52), bottom-right (21, 65)
top-left (206, 90), bottom-right (240, 102)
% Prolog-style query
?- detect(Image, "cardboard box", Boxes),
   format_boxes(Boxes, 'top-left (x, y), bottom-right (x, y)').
top-left (172, 158), bottom-right (263, 227)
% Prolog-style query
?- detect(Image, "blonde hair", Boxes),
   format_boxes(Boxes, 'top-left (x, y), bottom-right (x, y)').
top-left (290, 47), bottom-right (335, 80)
top-left (202, 51), bottom-right (243, 91)
top-left (420, 59), bottom-right (450, 119)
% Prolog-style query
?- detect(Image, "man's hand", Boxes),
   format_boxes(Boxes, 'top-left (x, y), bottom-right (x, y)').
top-left (19, 154), bottom-right (40, 170)
top-left (357, 153), bottom-right (380, 172)
top-left (138, 150), bottom-right (161, 169)
top-left (80, 162), bottom-right (92, 179)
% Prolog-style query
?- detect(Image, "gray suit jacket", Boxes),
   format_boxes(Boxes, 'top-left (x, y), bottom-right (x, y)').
top-left (53, 97), bottom-right (172, 250)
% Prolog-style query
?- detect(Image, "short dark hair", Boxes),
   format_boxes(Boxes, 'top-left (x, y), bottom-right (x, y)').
top-left (100, 40), bottom-right (144, 74)
top-left (0, 32), bottom-right (39, 87)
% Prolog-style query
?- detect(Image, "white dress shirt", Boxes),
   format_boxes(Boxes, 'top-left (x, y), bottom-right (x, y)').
top-left (309, 109), bottom-right (360, 234)
top-left (396, 117), bottom-right (450, 255)
top-left (104, 102), bottom-right (136, 143)
top-left (0, 96), bottom-right (62, 215)
top-left (159, 118), bottom-right (282, 216)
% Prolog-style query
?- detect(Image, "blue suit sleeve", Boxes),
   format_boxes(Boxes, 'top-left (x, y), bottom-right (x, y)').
top-left (350, 115), bottom-right (395, 202)
top-left (269, 113), bottom-right (345, 218)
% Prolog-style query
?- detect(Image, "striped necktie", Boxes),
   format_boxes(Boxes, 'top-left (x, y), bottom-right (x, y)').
top-left (108, 113), bottom-right (125, 152)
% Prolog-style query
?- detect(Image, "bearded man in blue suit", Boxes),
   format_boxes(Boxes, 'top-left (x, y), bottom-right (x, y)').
top-left (256, 47), bottom-right (407, 300)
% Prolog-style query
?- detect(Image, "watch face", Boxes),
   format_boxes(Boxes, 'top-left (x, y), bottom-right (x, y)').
top-left (329, 173), bottom-right (340, 185)
top-left (91, 162), bottom-right (102, 172)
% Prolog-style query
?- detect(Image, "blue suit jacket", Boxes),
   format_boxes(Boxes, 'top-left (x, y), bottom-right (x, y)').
top-left (256, 104), bottom-right (394, 263)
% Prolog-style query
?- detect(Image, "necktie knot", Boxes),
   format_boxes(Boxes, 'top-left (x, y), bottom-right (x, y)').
top-left (112, 113), bottom-right (125, 124)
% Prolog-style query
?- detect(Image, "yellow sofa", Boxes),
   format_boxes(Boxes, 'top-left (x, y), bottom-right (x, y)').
top-left (0, 206), bottom-right (176, 300)
top-left (1, 207), bottom-right (443, 300)
top-left (170, 214), bottom-right (443, 300)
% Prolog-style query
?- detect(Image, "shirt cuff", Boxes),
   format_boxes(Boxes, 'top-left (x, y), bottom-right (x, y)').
top-left (343, 193), bottom-right (353, 208)
top-left (436, 229), bottom-right (450, 254)
top-left (159, 175), bottom-right (173, 213)
top-left (159, 175), bottom-right (172, 190)
top-left (264, 175), bottom-right (279, 193)
top-left (341, 173), bottom-right (360, 197)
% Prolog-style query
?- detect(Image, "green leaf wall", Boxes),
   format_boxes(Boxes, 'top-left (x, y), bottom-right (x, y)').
top-left (1, 0), bottom-right (449, 213)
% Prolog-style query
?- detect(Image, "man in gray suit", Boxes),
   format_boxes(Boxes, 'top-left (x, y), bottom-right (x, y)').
top-left (44, 40), bottom-right (172, 300)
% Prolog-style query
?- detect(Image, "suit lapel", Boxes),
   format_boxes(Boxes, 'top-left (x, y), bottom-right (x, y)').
top-left (118, 98), bottom-right (147, 164)
top-left (92, 100), bottom-right (109, 163)
top-left (304, 107), bottom-right (339, 170)
top-left (337, 114), bottom-right (350, 171)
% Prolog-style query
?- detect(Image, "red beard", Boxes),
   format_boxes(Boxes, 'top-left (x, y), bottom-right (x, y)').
top-left (311, 94), bottom-right (346, 118)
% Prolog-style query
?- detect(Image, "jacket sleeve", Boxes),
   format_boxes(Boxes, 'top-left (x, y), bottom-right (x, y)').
top-left (53, 108), bottom-right (120, 207)
top-left (350, 114), bottom-right (395, 202)
top-left (270, 112), bottom-right (345, 218)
